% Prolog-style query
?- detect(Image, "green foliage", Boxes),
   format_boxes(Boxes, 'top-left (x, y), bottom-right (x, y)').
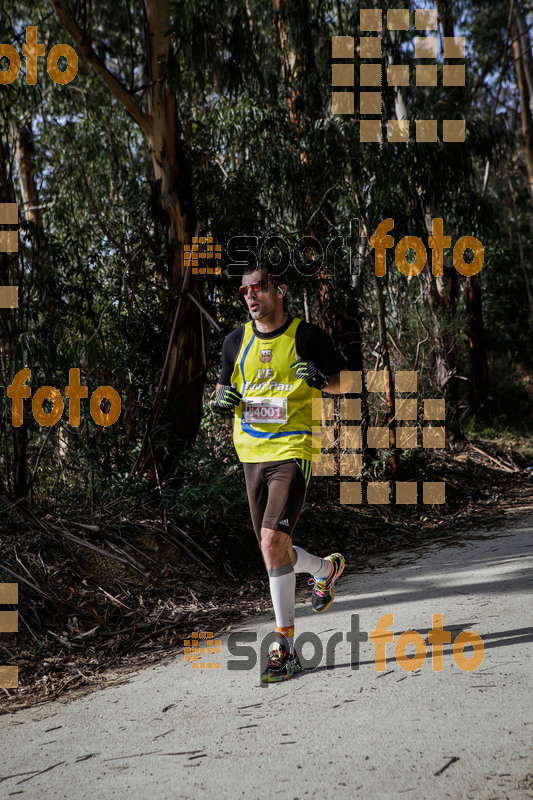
top-left (98, 419), bottom-right (244, 528)
top-left (0, 0), bottom-right (531, 518)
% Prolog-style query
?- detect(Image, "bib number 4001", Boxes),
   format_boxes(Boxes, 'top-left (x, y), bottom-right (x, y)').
top-left (244, 398), bottom-right (287, 424)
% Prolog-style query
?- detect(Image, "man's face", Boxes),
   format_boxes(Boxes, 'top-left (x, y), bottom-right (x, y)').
top-left (240, 270), bottom-right (281, 322)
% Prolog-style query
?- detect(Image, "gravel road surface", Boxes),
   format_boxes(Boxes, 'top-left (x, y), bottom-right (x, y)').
top-left (2, 521), bottom-right (532, 799)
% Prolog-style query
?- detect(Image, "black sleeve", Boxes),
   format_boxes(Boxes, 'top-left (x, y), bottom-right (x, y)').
top-left (295, 321), bottom-right (348, 376)
top-left (218, 327), bottom-right (245, 385)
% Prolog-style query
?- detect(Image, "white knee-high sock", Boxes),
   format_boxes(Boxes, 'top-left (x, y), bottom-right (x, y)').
top-left (268, 563), bottom-right (295, 653)
top-left (292, 545), bottom-right (333, 579)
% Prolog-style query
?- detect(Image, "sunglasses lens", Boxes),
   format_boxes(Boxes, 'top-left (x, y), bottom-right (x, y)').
top-left (240, 280), bottom-right (266, 295)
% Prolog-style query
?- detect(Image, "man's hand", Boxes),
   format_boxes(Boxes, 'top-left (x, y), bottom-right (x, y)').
top-left (215, 384), bottom-right (243, 412)
top-left (290, 360), bottom-right (329, 390)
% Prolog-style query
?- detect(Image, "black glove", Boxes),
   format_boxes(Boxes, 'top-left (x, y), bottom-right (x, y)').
top-left (290, 360), bottom-right (329, 390)
top-left (215, 384), bottom-right (242, 411)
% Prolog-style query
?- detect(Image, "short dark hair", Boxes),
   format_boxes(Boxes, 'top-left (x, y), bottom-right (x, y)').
top-left (242, 264), bottom-right (286, 286)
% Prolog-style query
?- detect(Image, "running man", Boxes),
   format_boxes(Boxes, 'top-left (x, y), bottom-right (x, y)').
top-left (215, 266), bottom-right (348, 682)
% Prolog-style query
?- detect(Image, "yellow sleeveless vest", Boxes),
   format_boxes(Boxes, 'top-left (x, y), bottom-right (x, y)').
top-left (230, 317), bottom-right (320, 463)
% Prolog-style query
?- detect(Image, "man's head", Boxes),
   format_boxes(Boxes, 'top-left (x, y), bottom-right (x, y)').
top-left (240, 267), bottom-right (287, 323)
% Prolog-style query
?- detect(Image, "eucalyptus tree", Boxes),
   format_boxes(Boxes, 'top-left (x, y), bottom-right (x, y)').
top-left (50, 0), bottom-right (263, 478)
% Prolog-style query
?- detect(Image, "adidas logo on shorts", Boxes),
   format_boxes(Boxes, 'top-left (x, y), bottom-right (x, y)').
top-left (279, 518), bottom-right (289, 526)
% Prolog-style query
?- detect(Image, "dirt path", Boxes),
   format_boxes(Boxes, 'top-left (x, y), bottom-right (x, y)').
top-left (1, 520), bottom-right (532, 799)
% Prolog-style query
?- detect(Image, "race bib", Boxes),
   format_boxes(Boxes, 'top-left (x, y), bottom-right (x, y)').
top-left (243, 397), bottom-right (287, 424)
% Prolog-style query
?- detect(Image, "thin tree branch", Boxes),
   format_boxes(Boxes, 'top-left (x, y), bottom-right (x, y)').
top-left (413, 302), bottom-right (430, 372)
top-left (185, 292), bottom-right (221, 332)
top-left (49, 0), bottom-right (152, 137)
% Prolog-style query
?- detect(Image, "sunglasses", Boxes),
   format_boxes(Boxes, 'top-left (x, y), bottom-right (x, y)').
top-left (239, 279), bottom-right (271, 296)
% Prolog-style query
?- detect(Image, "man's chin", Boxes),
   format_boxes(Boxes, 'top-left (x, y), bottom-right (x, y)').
top-left (249, 305), bottom-right (274, 323)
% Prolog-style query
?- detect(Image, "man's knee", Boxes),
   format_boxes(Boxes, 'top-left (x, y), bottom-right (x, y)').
top-left (261, 527), bottom-right (291, 559)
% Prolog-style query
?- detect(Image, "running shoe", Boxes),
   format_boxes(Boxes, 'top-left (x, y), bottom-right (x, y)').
top-left (308, 553), bottom-right (345, 613)
top-left (261, 645), bottom-right (302, 683)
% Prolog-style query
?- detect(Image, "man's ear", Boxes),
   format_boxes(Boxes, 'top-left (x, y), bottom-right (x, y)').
top-left (277, 284), bottom-right (287, 297)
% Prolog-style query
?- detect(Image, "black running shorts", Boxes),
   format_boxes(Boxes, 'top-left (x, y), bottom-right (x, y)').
top-left (242, 458), bottom-right (312, 544)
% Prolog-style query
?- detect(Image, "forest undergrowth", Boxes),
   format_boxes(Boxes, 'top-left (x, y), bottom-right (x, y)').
top-left (1, 427), bottom-right (533, 714)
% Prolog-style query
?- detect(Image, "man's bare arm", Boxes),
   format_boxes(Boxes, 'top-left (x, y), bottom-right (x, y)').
top-left (323, 369), bottom-right (349, 395)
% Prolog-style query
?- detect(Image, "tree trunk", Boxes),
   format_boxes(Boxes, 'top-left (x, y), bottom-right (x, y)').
top-left (465, 275), bottom-right (490, 413)
top-left (507, 173), bottom-right (533, 322)
top-left (374, 275), bottom-right (398, 478)
top-left (418, 221), bottom-right (459, 414)
top-left (140, 0), bottom-right (204, 476)
top-left (437, 0), bottom-right (489, 415)
top-left (16, 122), bottom-right (41, 231)
top-left (13, 121), bottom-right (44, 500)
top-left (509, 6), bottom-right (533, 204)
top-left (272, 0), bottom-right (366, 482)
top-left (0, 134), bottom-right (27, 500)
top-left (51, 0), bottom-right (205, 479)
top-left (272, 0), bottom-right (364, 373)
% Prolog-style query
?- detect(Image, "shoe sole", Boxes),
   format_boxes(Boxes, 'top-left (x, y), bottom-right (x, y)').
top-left (312, 554), bottom-right (345, 613)
top-left (261, 659), bottom-right (303, 683)
top-left (261, 670), bottom-right (299, 683)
